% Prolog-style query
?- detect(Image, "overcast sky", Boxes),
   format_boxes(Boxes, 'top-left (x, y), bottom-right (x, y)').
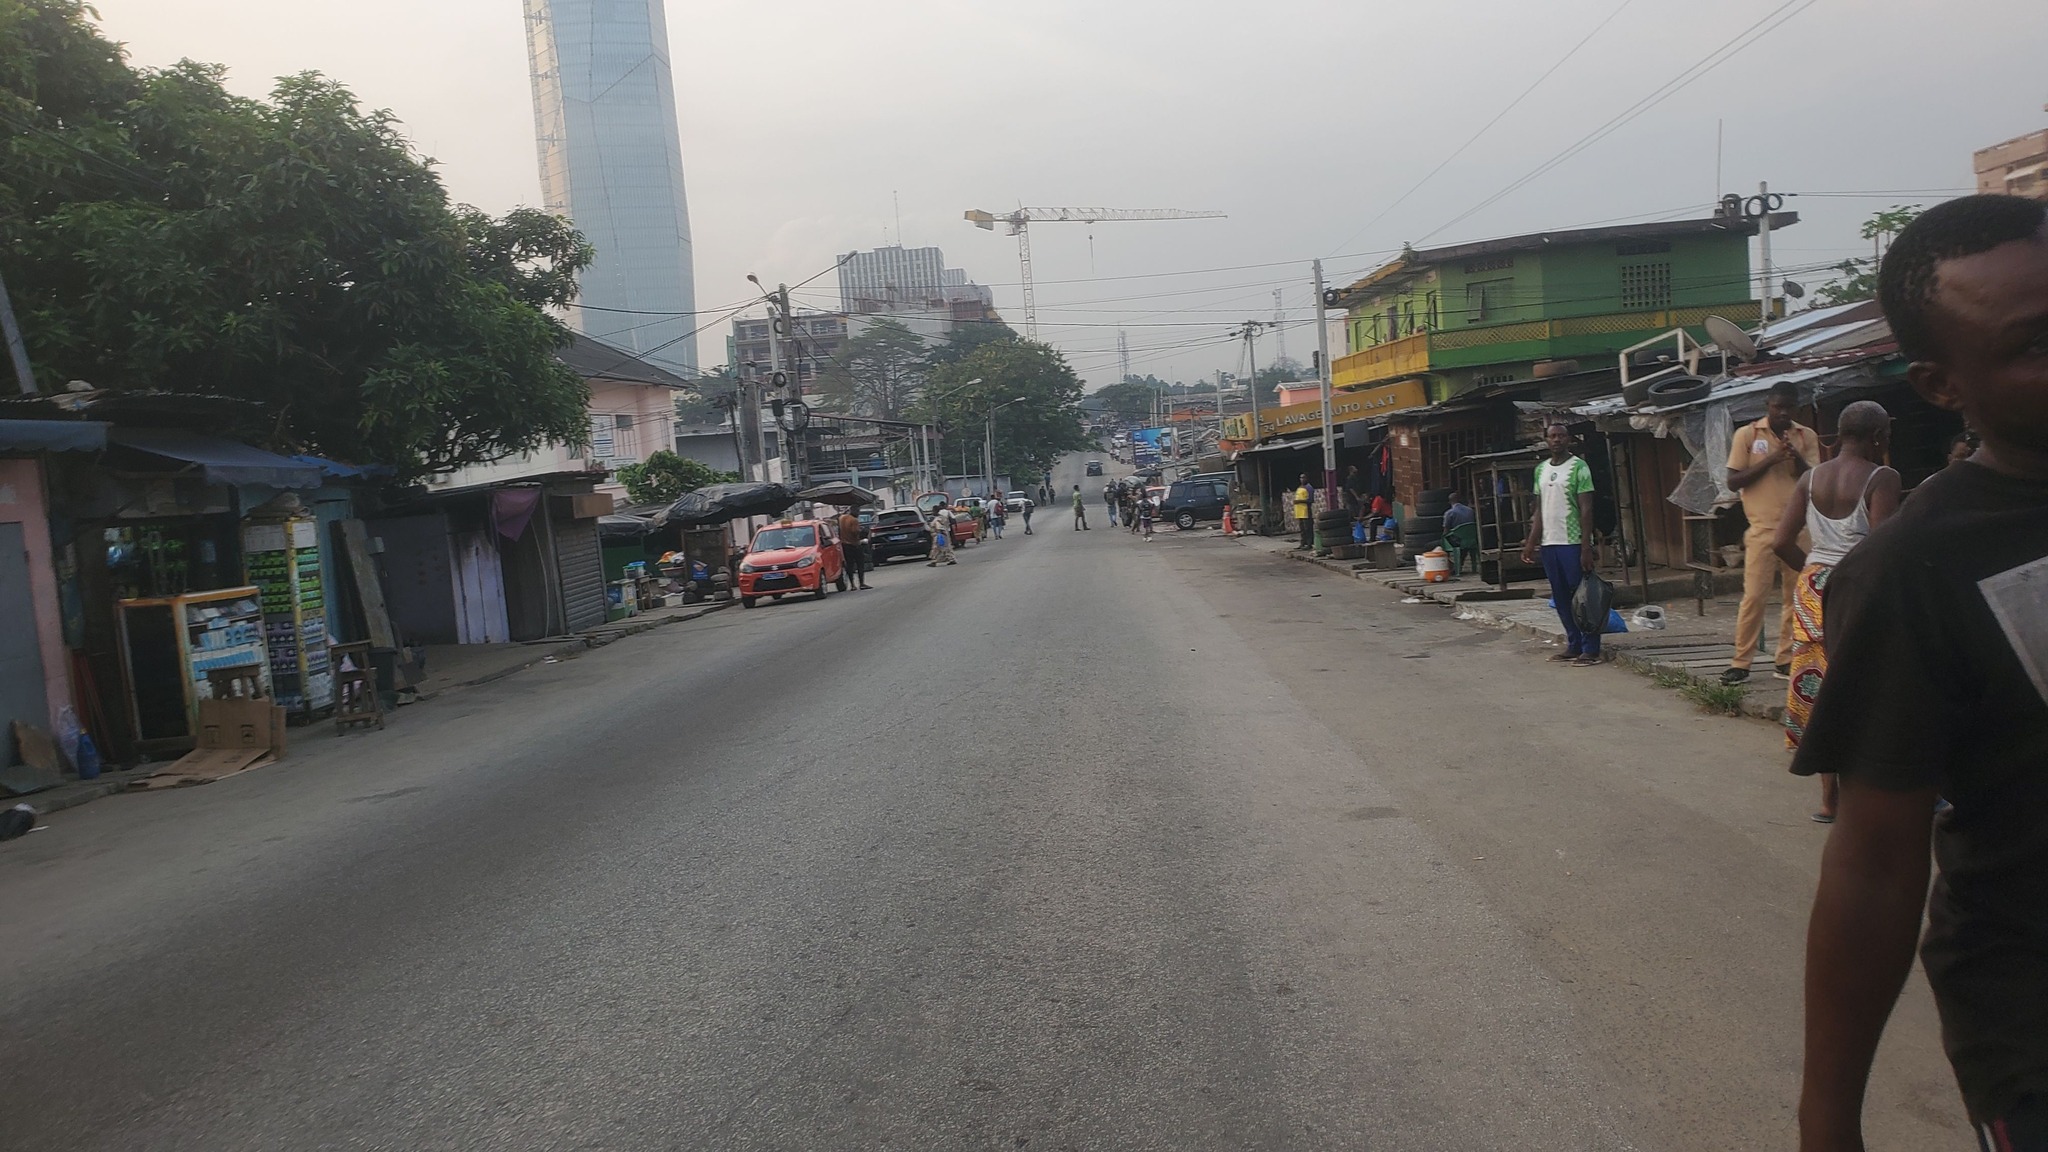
top-left (92, 0), bottom-right (2048, 388)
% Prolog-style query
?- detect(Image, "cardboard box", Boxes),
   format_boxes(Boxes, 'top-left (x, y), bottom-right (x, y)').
top-left (145, 698), bottom-right (288, 786)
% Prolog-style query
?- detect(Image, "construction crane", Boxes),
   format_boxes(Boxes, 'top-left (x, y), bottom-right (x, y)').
top-left (964, 207), bottom-right (1226, 337)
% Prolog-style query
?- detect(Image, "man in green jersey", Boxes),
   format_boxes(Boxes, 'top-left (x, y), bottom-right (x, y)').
top-left (1519, 422), bottom-right (1600, 666)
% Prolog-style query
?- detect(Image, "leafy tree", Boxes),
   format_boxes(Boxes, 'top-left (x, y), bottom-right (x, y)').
top-left (912, 339), bottom-right (1091, 483)
top-left (0, 1), bottom-right (594, 474)
top-left (817, 317), bottom-right (926, 419)
top-left (613, 450), bottom-right (736, 506)
top-left (1811, 204), bottom-right (1923, 308)
top-left (1090, 379), bottom-right (1166, 421)
top-left (922, 320), bottom-right (1019, 368)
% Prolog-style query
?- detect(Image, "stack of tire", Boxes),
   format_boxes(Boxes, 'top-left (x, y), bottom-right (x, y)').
top-left (1313, 507), bottom-right (1352, 551)
top-left (1403, 488), bottom-right (1452, 554)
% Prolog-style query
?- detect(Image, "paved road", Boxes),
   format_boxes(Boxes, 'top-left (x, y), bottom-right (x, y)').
top-left (0, 454), bottom-right (1967, 1150)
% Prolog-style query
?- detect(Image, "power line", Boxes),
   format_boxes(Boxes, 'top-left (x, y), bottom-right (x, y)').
top-left (1323, 0), bottom-right (1637, 258)
top-left (1421, 0), bottom-right (1821, 244)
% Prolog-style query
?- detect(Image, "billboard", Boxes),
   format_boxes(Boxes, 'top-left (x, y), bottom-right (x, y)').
top-left (1131, 427), bottom-right (1174, 465)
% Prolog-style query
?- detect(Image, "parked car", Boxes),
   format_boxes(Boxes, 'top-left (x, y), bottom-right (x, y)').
top-left (1003, 493), bottom-right (1033, 514)
top-left (950, 499), bottom-right (983, 544)
top-left (1159, 475), bottom-right (1231, 529)
top-left (1084, 460), bottom-right (1104, 476)
top-left (737, 520), bottom-right (846, 607)
top-left (868, 508), bottom-right (933, 563)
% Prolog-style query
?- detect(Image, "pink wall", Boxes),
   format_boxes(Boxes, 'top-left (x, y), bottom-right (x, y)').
top-left (0, 458), bottom-right (72, 732)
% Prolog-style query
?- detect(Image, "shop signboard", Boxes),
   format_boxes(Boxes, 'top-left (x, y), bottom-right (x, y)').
top-left (1253, 379), bottom-right (1429, 442)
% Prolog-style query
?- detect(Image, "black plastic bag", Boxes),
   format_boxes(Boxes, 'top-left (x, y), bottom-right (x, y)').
top-left (1574, 570), bottom-right (1618, 635)
top-left (0, 803), bottom-right (36, 841)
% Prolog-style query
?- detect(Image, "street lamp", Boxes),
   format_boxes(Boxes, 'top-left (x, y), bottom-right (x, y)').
top-left (984, 395), bottom-right (1028, 496)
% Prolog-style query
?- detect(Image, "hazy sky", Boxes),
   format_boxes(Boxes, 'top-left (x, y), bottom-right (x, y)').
top-left (91, 0), bottom-right (2048, 388)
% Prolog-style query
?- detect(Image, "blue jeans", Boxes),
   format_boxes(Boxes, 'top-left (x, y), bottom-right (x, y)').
top-left (1541, 544), bottom-right (1598, 657)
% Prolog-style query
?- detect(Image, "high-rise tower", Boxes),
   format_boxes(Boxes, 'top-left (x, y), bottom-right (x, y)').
top-left (524, 0), bottom-right (698, 373)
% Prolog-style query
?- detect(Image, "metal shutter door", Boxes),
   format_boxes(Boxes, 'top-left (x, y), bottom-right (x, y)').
top-left (554, 517), bottom-right (606, 633)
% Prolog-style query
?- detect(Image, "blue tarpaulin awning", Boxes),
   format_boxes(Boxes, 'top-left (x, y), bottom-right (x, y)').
top-left (0, 419), bottom-right (108, 453)
top-left (110, 429), bottom-right (323, 489)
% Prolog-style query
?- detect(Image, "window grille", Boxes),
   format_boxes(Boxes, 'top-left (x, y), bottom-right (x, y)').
top-left (1620, 262), bottom-right (1672, 310)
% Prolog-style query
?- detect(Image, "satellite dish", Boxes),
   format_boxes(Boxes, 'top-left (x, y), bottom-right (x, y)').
top-left (1703, 314), bottom-right (1758, 363)
top-left (1783, 279), bottom-right (1806, 299)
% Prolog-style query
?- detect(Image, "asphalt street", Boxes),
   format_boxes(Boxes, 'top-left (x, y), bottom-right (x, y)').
top-left (0, 453), bottom-right (1968, 1150)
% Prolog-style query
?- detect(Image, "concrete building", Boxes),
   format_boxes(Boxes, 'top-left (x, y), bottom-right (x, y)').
top-left (524, 0), bottom-right (699, 374)
top-left (839, 246), bottom-right (947, 314)
top-left (838, 245), bottom-right (1002, 326)
top-left (1327, 211), bottom-right (1791, 401)
top-left (1974, 126), bottom-right (2048, 200)
top-left (732, 312), bottom-right (853, 393)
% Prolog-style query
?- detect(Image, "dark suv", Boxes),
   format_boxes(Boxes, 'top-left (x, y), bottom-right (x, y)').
top-left (868, 508), bottom-right (933, 563)
top-left (1159, 475), bottom-right (1231, 530)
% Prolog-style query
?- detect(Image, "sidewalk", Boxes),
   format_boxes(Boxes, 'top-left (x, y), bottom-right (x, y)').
top-left (9, 599), bottom-right (735, 824)
top-left (1231, 529), bottom-right (1792, 722)
top-left (414, 599), bottom-right (733, 696)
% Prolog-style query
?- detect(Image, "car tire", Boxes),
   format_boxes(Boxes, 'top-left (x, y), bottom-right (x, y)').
top-left (813, 578), bottom-right (828, 600)
top-left (741, 596), bottom-right (756, 609)
top-left (1176, 511), bottom-right (1197, 530)
top-left (1646, 374), bottom-right (1712, 406)
top-left (1405, 514), bottom-right (1444, 537)
top-left (835, 572), bottom-right (848, 592)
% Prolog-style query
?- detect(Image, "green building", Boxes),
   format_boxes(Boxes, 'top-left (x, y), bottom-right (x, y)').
top-left (1329, 211), bottom-right (1794, 399)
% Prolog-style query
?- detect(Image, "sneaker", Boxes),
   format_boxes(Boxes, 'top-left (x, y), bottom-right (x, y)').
top-left (1719, 667), bottom-right (1751, 685)
top-left (1773, 663), bottom-right (1792, 680)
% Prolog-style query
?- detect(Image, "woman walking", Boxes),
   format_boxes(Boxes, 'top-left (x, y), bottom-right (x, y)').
top-left (1771, 400), bottom-right (1899, 822)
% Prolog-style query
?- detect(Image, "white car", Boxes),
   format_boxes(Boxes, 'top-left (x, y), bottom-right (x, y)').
top-left (1003, 494), bottom-right (1033, 513)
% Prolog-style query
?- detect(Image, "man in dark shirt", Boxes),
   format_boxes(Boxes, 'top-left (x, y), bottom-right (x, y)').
top-left (1794, 194), bottom-right (2048, 1151)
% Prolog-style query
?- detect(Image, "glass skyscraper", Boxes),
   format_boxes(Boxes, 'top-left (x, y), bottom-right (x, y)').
top-left (524, 0), bottom-right (698, 374)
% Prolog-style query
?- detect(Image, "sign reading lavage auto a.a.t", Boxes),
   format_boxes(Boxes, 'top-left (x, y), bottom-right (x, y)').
top-left (1254, 379), bottom-right (1428, 441)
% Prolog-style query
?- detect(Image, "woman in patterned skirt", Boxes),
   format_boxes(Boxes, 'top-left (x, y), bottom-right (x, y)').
top-left (1770, 401), bottom-right (1900, 822)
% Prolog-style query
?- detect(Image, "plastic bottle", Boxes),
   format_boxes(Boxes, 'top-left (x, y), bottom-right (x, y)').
top-left (75, 733), bottom-right (101, 781)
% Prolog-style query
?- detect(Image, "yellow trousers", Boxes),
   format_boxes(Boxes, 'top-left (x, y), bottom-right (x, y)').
top-left (1733, 523), bottom-right (1797, 670)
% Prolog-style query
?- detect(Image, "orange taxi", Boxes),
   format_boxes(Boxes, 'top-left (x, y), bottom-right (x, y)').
top-left (737, 519), bottom-right (847, 607)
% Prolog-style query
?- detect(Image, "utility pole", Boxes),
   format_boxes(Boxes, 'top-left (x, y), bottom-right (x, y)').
top-left (0, 270), bottom-right (37, 395)
top-left (1272, 288), bottom-right (1288, 369)
top-left (1215, 369), bottom-right (1225, 439)
top-left (1756, 181), bottom-right (1774, 341)
top-left (1312, 259), bottom-right (1336, 498)
top-left (1238, 320), bottom-right (1265, 445)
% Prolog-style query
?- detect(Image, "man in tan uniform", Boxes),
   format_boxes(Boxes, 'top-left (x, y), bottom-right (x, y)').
top-left (1721, 380), bottom-right (1821, 684)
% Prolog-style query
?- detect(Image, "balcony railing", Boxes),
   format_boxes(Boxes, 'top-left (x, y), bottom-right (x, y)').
top-left (1333, 301), bottom-right (1763, 388)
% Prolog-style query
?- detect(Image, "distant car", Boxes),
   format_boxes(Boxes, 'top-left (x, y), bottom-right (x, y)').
top-left (737, 520), bottom-right (846, 607)
top-left (1003, 494), bottom-right (1033, 514)
top-left (868, 508), bottom-right (933, 564)
top-left (1085, 460), bottom-right (1104, 476)
top-left (1159, 475), bottom-right (1231, 530)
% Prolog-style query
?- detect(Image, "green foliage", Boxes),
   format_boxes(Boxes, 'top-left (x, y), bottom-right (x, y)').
top-left (912, 338), bottom-right (1092, 481)
top-left (613, 450), bottom-right (736, 506)
top-left (1679, 678), bottom-right (1749, 715)
top-left (1811, 204), bottom-right (1923, 308)
top-left (0, 1), bottom-right (596, 474)
top-left (1090, 379), bottom-right (1165, 421)
top-left (922, 320), bottom-right (1018, 367)
top-left (818, 317), bottom-right (927, 419)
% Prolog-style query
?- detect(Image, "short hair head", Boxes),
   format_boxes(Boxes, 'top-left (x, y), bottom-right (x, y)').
top-left (1835, 400), bottom-right (1889, 444)
top-left (1879, 195), bottom-right (2048, 362)
top-left (1767, 381), bottom-right (1801, 407)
